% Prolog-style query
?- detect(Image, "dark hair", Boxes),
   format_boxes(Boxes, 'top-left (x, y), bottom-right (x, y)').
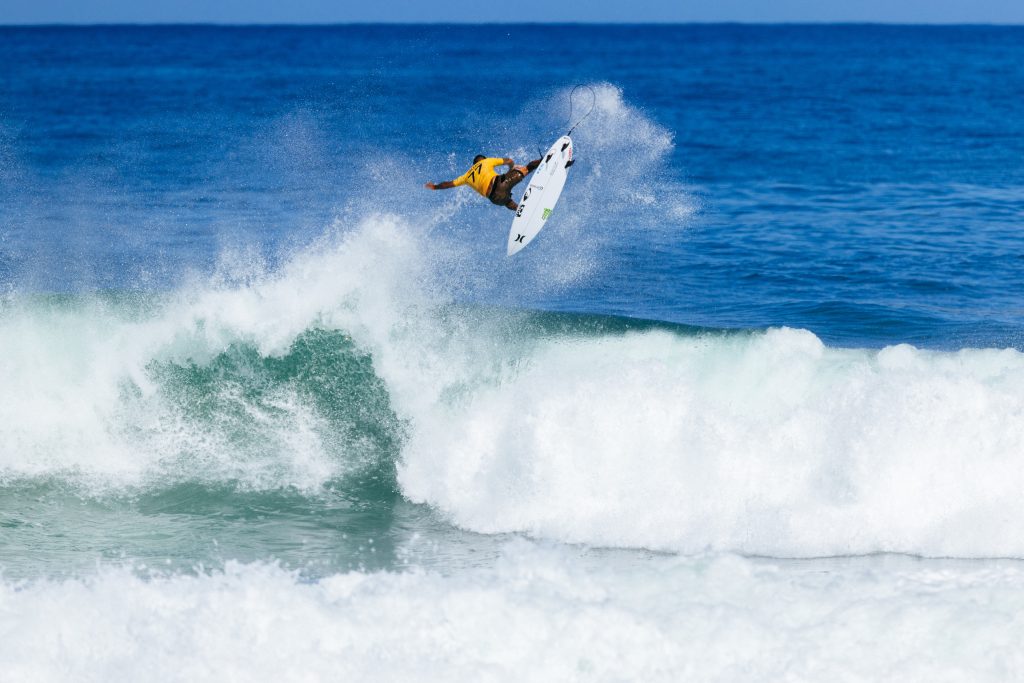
top-left (473, 154), bottom-right (486, 164)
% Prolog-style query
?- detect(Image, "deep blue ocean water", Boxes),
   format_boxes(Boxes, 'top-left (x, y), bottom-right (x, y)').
top-left (2, 25), bottom-right (1024, 680)
top-left (4, 25), bottom-right (1022, 347)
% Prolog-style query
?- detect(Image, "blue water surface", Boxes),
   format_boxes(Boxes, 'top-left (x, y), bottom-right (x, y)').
top-left (1, 24), bottom-right (1022, 349)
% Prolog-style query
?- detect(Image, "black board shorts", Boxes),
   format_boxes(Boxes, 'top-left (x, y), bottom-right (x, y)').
top-left (487, 167), bottom-right (527, 206)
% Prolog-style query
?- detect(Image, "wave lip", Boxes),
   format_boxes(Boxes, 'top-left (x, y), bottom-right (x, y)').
top-left (0, 217), bottom-right (419, 492)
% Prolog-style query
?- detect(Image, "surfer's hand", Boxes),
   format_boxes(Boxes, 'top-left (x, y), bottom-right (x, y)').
top-left (425, 182), bottom-right (436, 190)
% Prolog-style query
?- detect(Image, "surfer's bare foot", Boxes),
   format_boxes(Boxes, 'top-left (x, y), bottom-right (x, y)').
top-left (506, 200), bottom-right (518, 211)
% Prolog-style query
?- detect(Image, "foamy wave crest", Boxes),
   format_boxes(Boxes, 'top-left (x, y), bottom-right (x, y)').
top-left (5, 203), bottom-right (1024, 559)
top-left (1, 544), bottom-right (1022, 682)
top-left (398, 327), bottom-right (1024, 557)
top-left (4, 209), bottom-right (1024, 559)
top-left (0, 215), bottom-right (425, 490)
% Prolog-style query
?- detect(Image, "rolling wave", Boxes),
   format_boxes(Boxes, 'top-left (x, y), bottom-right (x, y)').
top-left (2, 216), bottom-right (1024, 559)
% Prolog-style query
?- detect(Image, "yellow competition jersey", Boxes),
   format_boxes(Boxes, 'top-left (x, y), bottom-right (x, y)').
top-left (452, 158), bottom-right (506, 197)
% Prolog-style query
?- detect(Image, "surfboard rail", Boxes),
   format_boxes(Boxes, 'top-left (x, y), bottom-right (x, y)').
top-left (507, 135), bottom-right (574, 256)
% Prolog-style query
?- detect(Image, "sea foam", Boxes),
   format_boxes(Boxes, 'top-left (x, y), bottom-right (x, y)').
top-left (0, 543), bottom-right (1021, 682)
top-left (398, 325), bottom-right (1024, 557)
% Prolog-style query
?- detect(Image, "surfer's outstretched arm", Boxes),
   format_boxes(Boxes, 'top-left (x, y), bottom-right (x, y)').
top-left (425, 181), bottom-right (456, 190)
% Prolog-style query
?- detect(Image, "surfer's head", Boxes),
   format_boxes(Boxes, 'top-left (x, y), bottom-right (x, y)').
top-left (473, 155), bottom-right (486, 164)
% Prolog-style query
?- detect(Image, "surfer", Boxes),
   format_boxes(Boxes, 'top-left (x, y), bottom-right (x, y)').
top-left (425, 155), bottom-right (541, 211)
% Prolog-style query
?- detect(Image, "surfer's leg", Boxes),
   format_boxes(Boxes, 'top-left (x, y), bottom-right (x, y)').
top-left (489, 170), bottom-right (523, 207)
top-left (504, 169), bottom-right (528, 192)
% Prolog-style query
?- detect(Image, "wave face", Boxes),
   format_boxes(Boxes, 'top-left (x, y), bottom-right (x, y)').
top-left (3, 215), bottom-right (1024, 560)
top-left (2, 543), bottom-right (1023, 682)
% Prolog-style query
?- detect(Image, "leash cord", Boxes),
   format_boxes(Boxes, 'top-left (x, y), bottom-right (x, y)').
top-left (566, 84), bottom-right (597, 137)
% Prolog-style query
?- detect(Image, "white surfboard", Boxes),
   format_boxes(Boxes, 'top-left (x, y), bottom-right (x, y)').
top-left (507, 135), bottom-right (574, 256)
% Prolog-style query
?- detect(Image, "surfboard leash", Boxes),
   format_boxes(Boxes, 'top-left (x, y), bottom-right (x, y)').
top-left (565, 84), bottom-right (597, 137)
top-left (533, 84), bottom-right (597, 161)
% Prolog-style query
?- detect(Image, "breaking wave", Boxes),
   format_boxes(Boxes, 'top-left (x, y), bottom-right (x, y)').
top-left (2, 211), bottom-right (1024, 559)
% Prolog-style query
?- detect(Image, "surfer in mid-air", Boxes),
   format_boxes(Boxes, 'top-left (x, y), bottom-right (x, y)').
top-left (425, 155), bottom-right (541, 211)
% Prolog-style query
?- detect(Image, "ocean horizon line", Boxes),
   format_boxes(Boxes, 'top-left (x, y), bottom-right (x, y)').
top-left (3, 21), bottom-right (1023, 28)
